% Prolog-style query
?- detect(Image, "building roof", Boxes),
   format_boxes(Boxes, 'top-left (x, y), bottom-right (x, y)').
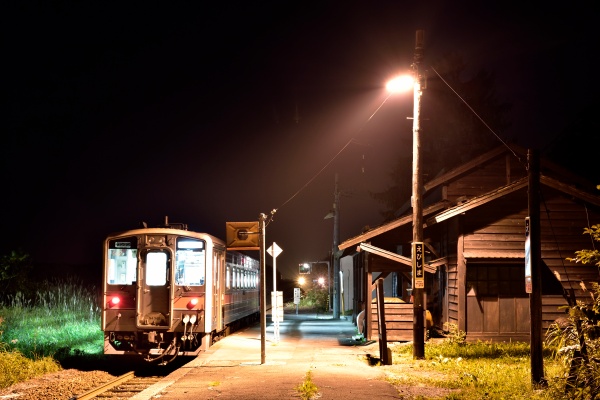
top-left (338, 145), bottom-right (600, 252)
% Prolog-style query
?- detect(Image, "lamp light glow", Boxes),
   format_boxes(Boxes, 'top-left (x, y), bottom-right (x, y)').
top-left (386, 75), bottom-right (414, 93)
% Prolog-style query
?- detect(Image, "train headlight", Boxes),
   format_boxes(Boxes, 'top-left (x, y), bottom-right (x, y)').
top-left (187, 298), bottom-right (198, 310)
top-left (109, 296), bottom-right (121, 307)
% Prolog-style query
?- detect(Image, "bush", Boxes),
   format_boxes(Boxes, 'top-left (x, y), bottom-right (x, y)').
top-left (443, 322), bottom-right (466, 345)
top-left (299, 286), bottom-right (329, 313)
top-left (0, 316), bottom-right (62, 389)
top-left (545, 282), bottom-right (600, 399)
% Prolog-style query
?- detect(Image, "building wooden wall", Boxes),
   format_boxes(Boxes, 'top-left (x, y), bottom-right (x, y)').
top-left (346, 146), bottom-right (599, 343)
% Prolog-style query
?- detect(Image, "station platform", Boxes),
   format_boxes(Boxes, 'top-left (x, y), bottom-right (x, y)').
top-left (132, 310), bottom-right (401, 399)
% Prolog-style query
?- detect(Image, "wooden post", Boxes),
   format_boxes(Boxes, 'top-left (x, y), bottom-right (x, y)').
top-left (528, 149), bottom-right (544, 384)
top-left (259, 213), bottom-right (267, 364)
top-left (376, 279), bottom-right (390, 365)
top-left (365, 254), bottom-right (372, 340)
top-left (412, 29), bottom-right (425, 360)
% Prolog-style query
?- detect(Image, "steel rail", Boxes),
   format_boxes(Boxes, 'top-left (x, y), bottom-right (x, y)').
top-left (69, 370), bottom-right (135, 400)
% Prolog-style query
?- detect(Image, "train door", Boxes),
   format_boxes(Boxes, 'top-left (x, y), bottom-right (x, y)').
top-left (212, 248), bottom-right (223, 331)
top-left (137, 249), bottom-right (171, 329)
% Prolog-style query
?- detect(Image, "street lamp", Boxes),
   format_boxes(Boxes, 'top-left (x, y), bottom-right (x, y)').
top-left (386, 30), bottom-right (426, 360)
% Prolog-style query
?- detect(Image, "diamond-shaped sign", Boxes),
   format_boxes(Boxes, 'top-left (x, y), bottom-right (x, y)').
top-left (267, 242), bottom-right (282, 258)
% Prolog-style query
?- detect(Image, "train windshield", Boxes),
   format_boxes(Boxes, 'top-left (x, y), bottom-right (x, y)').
top-left (175, 238), bottom-right (206, 286)
top-left (106, 238), bottom-right (138, 285)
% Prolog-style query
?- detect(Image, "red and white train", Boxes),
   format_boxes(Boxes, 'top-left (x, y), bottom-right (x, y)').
top-left (101, 218), bottom-right (260, 363)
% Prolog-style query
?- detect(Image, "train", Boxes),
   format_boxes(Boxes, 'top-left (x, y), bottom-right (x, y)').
top-left (101, 217), bottom-right (260, 364)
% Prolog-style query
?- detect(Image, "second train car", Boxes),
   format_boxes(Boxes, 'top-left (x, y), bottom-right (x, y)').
top-left (101, 218), bottom-right (260, 363)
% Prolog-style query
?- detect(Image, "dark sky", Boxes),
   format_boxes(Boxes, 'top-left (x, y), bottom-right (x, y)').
top-left (2, 2), bottom-right (596, 279)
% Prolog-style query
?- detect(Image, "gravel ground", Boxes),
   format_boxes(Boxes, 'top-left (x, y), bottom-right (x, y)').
top-left (0, 369), bottom-right (115, 400)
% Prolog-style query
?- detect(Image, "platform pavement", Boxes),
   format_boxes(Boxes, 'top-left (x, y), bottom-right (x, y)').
top-left (133, 310), bottom-right (402, 399)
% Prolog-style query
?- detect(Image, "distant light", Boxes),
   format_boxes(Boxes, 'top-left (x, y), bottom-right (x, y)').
top-left (298, 276), bottom-right (306, 286)
top-left (386, 75), bottom-right (414, 93)
top-left (317, 277), bottom-right (325, 286)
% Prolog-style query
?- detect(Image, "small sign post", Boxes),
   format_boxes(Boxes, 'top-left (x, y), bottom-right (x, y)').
top-left (270, 291), bottom-right (283, 342)
top-left (294, 287), bottom-right (301, 315)
top-left (267, 242), bottom-right (283, 342)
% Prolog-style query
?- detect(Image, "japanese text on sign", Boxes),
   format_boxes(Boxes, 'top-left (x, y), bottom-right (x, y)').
top-left (413, 242), bottom-right (425, 289)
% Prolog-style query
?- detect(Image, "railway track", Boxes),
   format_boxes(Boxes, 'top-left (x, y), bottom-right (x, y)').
top-left (70, 371), bottom-right (164, 400)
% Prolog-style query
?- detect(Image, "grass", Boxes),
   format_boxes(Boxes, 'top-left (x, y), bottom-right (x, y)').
top-left (0, 277), bottom-right (104, 389)
top-left (386, 339), bottom-right (571, 400)
top-left (0, 343), bottom-right (62, 389)
top-left (295, 369), bottom-right (319, 400)
top-left (0, 279), bottom-right (594, 399)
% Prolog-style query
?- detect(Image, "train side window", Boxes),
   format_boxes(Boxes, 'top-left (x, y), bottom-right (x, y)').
top-left (146, 252), bottom-right (167, 286)
top-left (107, 248), bottom-right (137, 285)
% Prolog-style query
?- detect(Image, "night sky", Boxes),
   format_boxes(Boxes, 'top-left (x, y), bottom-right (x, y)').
top-left (3, 2), bottom-right (596, 280)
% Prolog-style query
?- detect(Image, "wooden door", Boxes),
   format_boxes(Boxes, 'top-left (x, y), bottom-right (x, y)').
top-left (466, 263), bottom-right (530, 341)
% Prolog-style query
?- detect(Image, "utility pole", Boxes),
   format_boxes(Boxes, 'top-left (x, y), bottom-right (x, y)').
top-left (528, 149), bottom-right (544, 384)
top-left (332, 173), bottom-right (341, 319)
top-left (259, 213), bottom-right (267, 364)
top-left (411, 29), bottom-right (425, 360)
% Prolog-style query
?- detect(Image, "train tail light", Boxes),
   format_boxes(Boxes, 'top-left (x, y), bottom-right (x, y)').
top-left (186, 298), bottom-right (199, 310)
top-left (109, 296), bottom-right (121, 307)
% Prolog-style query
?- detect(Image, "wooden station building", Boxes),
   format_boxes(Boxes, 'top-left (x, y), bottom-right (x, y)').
top-left (338, 145), bottom-right (600, 342)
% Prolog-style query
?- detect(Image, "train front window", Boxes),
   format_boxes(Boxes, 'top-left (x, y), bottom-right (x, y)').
top-left (107, 239), bottom-right (138, 285)
top-left (146, 252), bottom-right (168, 286)
top-left (175, 238), bottom-right (206, 286)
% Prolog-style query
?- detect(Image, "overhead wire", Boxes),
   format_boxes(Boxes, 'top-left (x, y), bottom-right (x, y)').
top-left (430, 66), bottom-right (600, 301)
top-left (272, 64), bottom-right (520, 216)
top-left (275, 138), bottom-right (359, 211)
top-left (265, 56), bottom-right (596, 312)
top-left (429, 66), bottom-right (525, 168)
top-left (273, 93), bottom-right (395, 213)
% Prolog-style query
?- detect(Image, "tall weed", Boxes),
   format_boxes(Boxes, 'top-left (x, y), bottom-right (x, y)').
top-left (0, 277), bottom-right (102, 360)
top-left (544, 282), bottom-right (600, 400)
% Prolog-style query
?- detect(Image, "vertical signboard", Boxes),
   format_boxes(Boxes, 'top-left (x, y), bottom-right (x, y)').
top-left (271, 291), bottom-right (283, 322)
top-left (413, 242), bottom-right (425, 289)
top-left (293, 288), bottom-right (301, 304)
top-left (525, 217), bottom-right (532, 293)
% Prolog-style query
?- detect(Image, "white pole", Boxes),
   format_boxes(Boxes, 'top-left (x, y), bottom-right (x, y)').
top-left (270, 242), bottom-right (281, 343)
